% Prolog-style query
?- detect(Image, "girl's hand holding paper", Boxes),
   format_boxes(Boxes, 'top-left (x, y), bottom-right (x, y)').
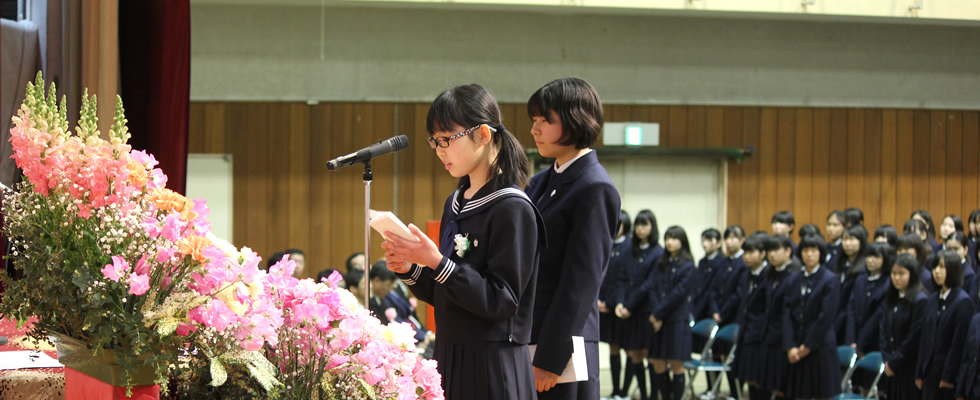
top-left (382, 223), bottom-right (442, 273)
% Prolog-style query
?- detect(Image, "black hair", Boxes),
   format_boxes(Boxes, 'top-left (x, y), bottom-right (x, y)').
top-left (827, 210), bottom-right (846, 224)
top-left (317, 268), bottom-right (340, 284)
top-left (865, 242), bottom-right (896, 277)
top-left (941, 215), bottom-right (965, 235)
top-left (284, 248), bottom-right (305, 257)
top-left (911, 210), bottom-right (937, 240)
top-left (969, 210), bottom-right (980, 240)
top-left (896, 232), bottom-right (931, 269)
top-left (749, 231), bottom-right (771, 241)
top-left (798, 224), bottom-right (821, 242)
top-left (369, 262), bottom-right (396, 282)
top-left (742, 236), bottom-right (768, 253)
top-left (799, 234), bottom-right (828, 268)
top-left (937, 249), bottom-right (964, 289)
top-left (837, 224), bottom-right (869, 279)
top-left (771, 211), bottom-right (796, 233)
top-left (946, 231), bottom-right (969, 249)
top-left (903, 218), bottom-right (929, 238)
top-left (873, 225), bottom-right (899, 247)
top-left (266, 251), bottom-right (286, 270)
top-left (844, 207), bottom-right (865, 227)
top-left (345, 252), bottom-right (365, 271)
top-left (619, 210), bottom-right (632, 240)
top-left (527, 77), bottom-right (603, 149)
top-left (344, 269), bottom-right (365, 290)
top-left (766, 234), bottom-right (794, 253)
top-left (885, 254), bottom-right (925, 306)
top-left (701, 228), bottom-right (722, 242)
top-left (724, 225), bottom-right (746, 239)
top-left (662, 225), bottom-right (694, 265)
top-left (632, 209), bottom-right (659, 255)
top-left (427, 84), bottom-right (531, 189)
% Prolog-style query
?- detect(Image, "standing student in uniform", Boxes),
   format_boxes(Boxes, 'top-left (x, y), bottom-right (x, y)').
top-left (847, 242), bottom-right (894, 356)
top-left (732, 235), bottom-right (770, 400)
top-left (940, 215), bottom-right (965, 242)
top-left (899, 230), bottom-right (935, 292)
top-left (600, 210), bottom-right (631, 400)
top-left (916, 250), bottom-right (975, 400)
top-left (836, 224), bottom-right (868, 347)
top-left (826, 211), bottom-right (846, 271)
top-left (761, 235), bottom-right (800, 400)
top-left (783, 234), bottom-right (842, 400)
top-left (844, 207), bottom-right (865, 228)
top-left (967, 210), bottom-right (980, 268)
top-left (714, 225), bottom-right (748, 394)
top-left (956, 309), bottom-right (980, 400)
top-left (525, 77), bottom-right (621, 399)
top-left (945, 232), bottom-right (977, 303)
top-left (912, 210), bottom-right (943, 255)
top-left (381, 84), bottom-right (543, 400)
top-left (614, 210), bottom-right (663, 400)
top-left (879, 254), bottom-right (928, 400)
top-left (691, 228), bottom-right (726, 395)
top-left (647, 226), bottom-right (695, 400)
top-left (771, 211), bottom-right (798, 254)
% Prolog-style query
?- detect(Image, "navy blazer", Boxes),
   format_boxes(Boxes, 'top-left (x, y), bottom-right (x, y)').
top-left (957, 313), bottom-right (980, 400)
top-left (825, 240), bottom-right (842, 274)
top-left (783, 265), bottom-right (841, 352)
top-left (764, 261), bottom-right (799, 346)
top-left (736, 264), bottom-right (770, 345)
top-left (963, 260), bottom-right (978, 305)
top-left (646, 256), bottom-right (695, 324)
top-left (846, 273), bottom-right (890, 352)
top-left (599, 239), bottom-right (631, 306)
top-left (526, 151), bottom-right (621, 375)
top-left (618, 244), bottom-right (664, 313)
top-left (880, 292), bottom-right (928, 373)
top-left (692, 252), bottom-right (727, 320)
top-left (717, 253), bottom-right (748, 325)
top-left (917, 286), bottom-right (975, 384)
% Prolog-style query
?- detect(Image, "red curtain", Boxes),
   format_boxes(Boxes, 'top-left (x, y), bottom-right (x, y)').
top-left (118, 0), bottom-right (191, 195)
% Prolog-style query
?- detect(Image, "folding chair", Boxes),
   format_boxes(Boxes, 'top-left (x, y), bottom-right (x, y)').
top-left (837, 346), bottom-right (858, 394)
top-left (833, 352), bottom-right (885, 400)
top-left (682, 319), bottom-right (719, 399)
top-left (680, 323), bottom-right (740, 400)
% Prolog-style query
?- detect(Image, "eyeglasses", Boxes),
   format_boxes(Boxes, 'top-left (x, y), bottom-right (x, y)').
top-left (426, 125), bottom-right (496, 149)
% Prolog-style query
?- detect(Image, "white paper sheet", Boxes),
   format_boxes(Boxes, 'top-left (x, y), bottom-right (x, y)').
top-left (0, 351), bottom-right (63, 370)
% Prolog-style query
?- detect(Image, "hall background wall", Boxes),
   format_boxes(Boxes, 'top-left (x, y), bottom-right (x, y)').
top-left (188, 101), bottom-right (980, 276)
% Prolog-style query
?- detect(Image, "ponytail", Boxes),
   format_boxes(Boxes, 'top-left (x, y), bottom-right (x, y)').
top-left (489, 124), bottom-right (531, 190)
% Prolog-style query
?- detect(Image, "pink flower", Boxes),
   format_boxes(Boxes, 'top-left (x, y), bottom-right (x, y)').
top-left (101, 256), bottom-right (130, 282)
top-left (133, 254), bottom-right (150, 276)
top-left (175, 322), bottom-right (197, 336)
top-left (156, 246), bottom-right (177, 263)
top-left (160, 213), bottom-right (186, 242)
top-left (327, 354), bottom-right (349, 370)
top-left (126, 273), bottom-right (150, 295)
top-left (385, 308), bottom-right (398, 322)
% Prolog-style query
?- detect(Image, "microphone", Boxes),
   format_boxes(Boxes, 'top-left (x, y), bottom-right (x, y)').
top-left (326, 135), bottom-right (409, 170)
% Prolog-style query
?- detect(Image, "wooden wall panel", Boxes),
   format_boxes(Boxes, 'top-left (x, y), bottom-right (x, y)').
top-left (188, 101), bottom-right (980, 276)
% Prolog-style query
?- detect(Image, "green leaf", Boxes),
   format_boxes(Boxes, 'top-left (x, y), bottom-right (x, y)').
top-left (156, 317), bottom-right (179, 337)
top-left (245, 358), bottom-right (282, 393)
top-left (209, 357), bottom-right (227, 387)
top-left (358, 379), bottom-right (377, 399)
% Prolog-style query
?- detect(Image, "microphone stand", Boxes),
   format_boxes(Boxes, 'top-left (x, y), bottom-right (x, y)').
top-left (361, 160), bottom-right (372, 308)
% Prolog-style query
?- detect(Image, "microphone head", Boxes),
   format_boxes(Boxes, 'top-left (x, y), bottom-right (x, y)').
top-left (326, 160), bottom-right (340, 170)
top-left (389, 135), bottom-right (409, 151)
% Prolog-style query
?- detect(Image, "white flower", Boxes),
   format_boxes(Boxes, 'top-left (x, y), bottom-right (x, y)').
top-left (453, 234), bottom-right (470, 258)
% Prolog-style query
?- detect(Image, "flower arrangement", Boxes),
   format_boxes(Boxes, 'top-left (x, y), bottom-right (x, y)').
top-left (2, 73), bottom-right (443, 399)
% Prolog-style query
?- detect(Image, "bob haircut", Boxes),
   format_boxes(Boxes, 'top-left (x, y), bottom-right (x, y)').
top-left (632, 209), bottom-right (659, 254)
top-left (724, 225), bottom-right (746, 239)
top-left (662, 225), bottom-right (694, 264)
top-left (886, 254), bottom-right (925, 306)
top-left (896, 232), bottom-right (931, 268)
top-left (527, 77), bottom-right (603, 149)
top-left (866, 242), bottom-right (896, 276)
top-left (799, 234), bottom-right (828, 267)
top-left (937, 249), bottom-right (964, 288)
top-left (702, 228), bottom-right (722, 242)
top-left (874, 225), bottom-right (899, 247)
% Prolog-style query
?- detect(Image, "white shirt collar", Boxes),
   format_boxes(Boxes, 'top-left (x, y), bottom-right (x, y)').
top-left (707, 250), bottom-right (720, 260)
top-left (730, 249), bottom-right (744, 259)
top-left (940, 288), bottom-right (951, 300)
top-left (833, 238), bottom-right (842, 246)
top-left (804, 265), bottom-right (821, 277)
top-left (750, 261), bottom-right (768, 276)
top-left (615, 236), bottom-right (627, 244)
top-left (554, 149), bottom-right (593, 174)
top-left (639, 242), bottom-right (650, 250)
top-left (868, 273), bottom-right (882, 281)
top-left (775, 261), bottom-right (791, 272)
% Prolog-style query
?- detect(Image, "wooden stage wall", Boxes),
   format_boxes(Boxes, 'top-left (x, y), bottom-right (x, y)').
top-left (189, 102), bottom-right (980, 277)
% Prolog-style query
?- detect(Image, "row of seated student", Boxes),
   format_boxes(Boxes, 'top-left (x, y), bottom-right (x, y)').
top-left (598, 208), bottom-right (980, 400)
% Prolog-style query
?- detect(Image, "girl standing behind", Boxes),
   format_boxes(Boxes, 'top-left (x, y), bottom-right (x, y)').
top-left (880, 254), bottom-right (928, 400)
top-left (783, 234), bottom-right (842, 400)
top-left (732, 235), bottom-right (770, 400)
top-left (825, 211), bottom-right (846, 270)
top-left (599, 210), bottom-right (631, 400)
top-left (614, 210), bottom-right (663, 400)
top-left (898, 232), bottom-right (935, 293)
top-left (946, 232), bottom-right (977, 302)
top-left (382, 84), bottom-right (543, 399)
top-left (968, 210), bottom-right (980, 268)
top-left (761, 235), bottom-right (800, 400)
top-left (847, 242), bottom-right (894, 356)
top-left (647, 226), bottom-right (695, 400)
top-left (836, 225), bottom-right (868, 346)
top-left (912, 210), bottom-right (942, 255)
top-left (916, 250), bottom-right (975, 400)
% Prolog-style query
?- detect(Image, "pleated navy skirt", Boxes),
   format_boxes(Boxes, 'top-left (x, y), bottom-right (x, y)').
top-left (785, 345), bottom-right (841, 399)
top-left (760, 344), bottom-right (789, 393)
top-left (733, 341), bottom-right (765, 384)
top-left (881, 367), bottom-right (921, 400)
top-left (620, 312), bottom-right (653, 350)
top-left (434, 341), bottom-right (536, 400)
top-left (599, 312), bottom-right (623, 345)
top-left (648, 320), bottom-right (692, 361)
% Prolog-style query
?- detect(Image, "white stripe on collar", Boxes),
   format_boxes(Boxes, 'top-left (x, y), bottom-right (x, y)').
top-left (451, 187), bottom-right (530, 216)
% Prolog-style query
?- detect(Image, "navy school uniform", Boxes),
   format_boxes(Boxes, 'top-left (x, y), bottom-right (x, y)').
top-left (599, 237), bottom-right (631, 345)
top-left (714, 251), bottom-right (748, 358)
top-left (616, 243), bottom-right (664, 350)
top-left (916, 286), bottom-right (976, 400)
top-left (930, 237), bottom-right (943, 257)
top-left (879, 291), bottom-right (928, 400)
top-left (395, 180), bottom-right (545, 400)
top-left (731, 262), bottom-right (770, 385)
top-left (782, 265), bottom-right (842, 399)
top-left (846, 272), bottom-right (890, 353)
top-left (963, 259), bottom-right (978, 305)
top-left (526, 150), bottom-right (621, 400)
top-left (956, 313), bottom-right (980, 400)
top-left (825, 239), bottom-right (843, 274)
top-left (836, 257), bottom-right (866, 346)
top-left (647, 256), bottom-right (695, 361)
top-left (760, 260), bottom-right (800, 395)
top-left (970, 238), bottom-right (979, 271)
top-left (692, 250), bottom-right (727, 352)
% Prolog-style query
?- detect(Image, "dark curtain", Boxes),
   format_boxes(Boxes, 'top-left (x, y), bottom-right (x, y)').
top-left (118, 0), bottom-right (190, 194)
